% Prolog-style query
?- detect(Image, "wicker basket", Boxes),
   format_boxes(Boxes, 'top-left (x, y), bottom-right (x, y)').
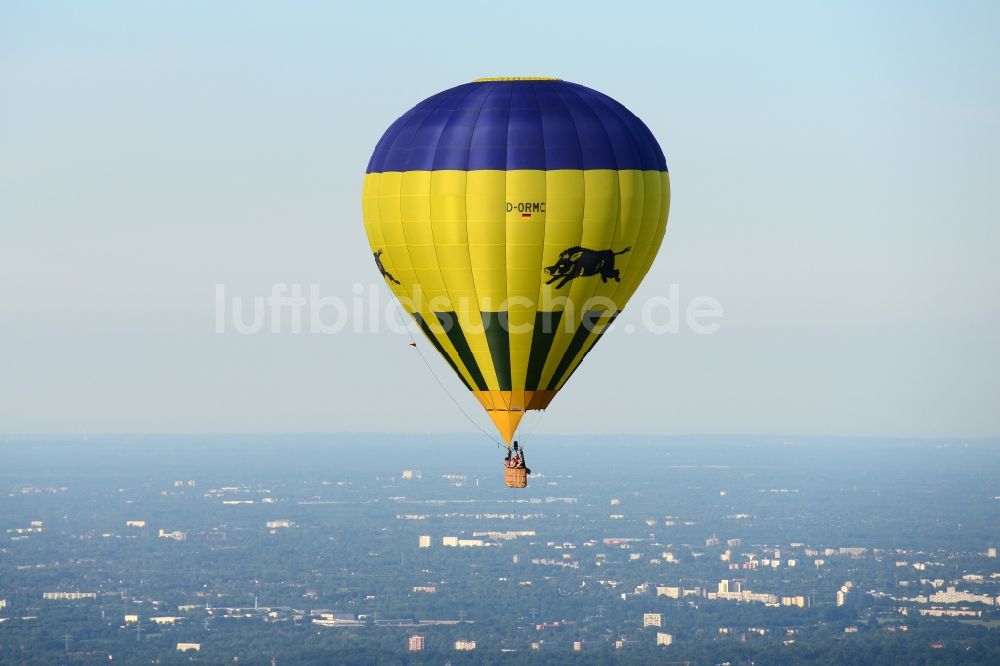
top-left (505, 466), bottom-right (528, 488)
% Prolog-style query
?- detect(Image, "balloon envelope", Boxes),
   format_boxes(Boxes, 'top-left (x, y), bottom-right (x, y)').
top-left (362, 78), bottom-right (670, 444)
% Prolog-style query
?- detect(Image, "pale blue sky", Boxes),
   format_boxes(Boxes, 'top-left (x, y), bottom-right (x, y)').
top-left (2, 1), bottom-right (998, 437)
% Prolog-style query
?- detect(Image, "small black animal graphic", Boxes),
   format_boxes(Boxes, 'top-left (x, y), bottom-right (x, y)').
top-left (374, 249), bottom-right (401, 285)
top-left (544, 246), bottom-right (631, 289)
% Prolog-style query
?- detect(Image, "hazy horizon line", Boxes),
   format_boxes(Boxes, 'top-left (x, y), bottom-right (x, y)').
top-left (2, 431), bottom-right (997, 444)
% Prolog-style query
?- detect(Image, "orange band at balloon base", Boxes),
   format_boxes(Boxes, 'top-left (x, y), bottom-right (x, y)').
top-left (472, 390), bottom-right (557, 444)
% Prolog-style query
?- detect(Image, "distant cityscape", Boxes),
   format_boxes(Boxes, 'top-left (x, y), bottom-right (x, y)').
top-left (0, 434), bottom-right (998, 663)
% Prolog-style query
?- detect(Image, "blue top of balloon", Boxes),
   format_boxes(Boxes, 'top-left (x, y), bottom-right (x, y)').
top-left (366, 78), bottom-right (667, 174)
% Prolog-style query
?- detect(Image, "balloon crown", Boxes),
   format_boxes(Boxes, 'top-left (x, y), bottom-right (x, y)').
top-left (473, 77), bottom-right (561, 82)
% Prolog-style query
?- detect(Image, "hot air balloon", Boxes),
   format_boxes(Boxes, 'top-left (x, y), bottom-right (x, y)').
top-left (362, 78), bottom-right (670, 481)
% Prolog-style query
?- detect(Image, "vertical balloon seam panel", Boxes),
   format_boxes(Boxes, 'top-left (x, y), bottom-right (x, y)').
top-left (424, 88), bottom-right (500, 402)
top-left (466, 82), bottom-right (511, 416)
top-left (533, 85), bottom-right (587, 392)
top-left (467, 85), bottom-right (512, 414)
top-left (524, 83), bottom-right (556, 403)
top-left (584, 84), bottom-right (668, 309)
top-left (388, 171), bottom-right (483, 394)
top-left (537, 87), bottom-right (587, 391)
top-left (425, 86), bottom-right (480, 382)
top-left (607, 172), bottom-right (659, 313)
top-left (526, 86), bottom-right (580, 403)
top-left (552, 167), bottom-right (655, 393)
top-left (400, 85), bottom-right (462, 326)
top-left (453, 85), bottom-right (505, 404)
top-left (544, 169), bottom-right (621, 392)
top-left (505, 84), bottom-right (548, 415)
top-left (527, 80), bottom-right (551, 413)
top-left (611, 171), bottom-right (669, 308)
top-left (551, 170), bottom-right (644, 394)
top-left (573, 85), bottom-right (645, 315)
top-left (490, 82), bottom-right (512, 412)
top-left (546, 87), bottom-right (621, 391)
top-left (628, 173), bottom-right (670, 300)
top-left (546, 82), bottom-right (621, 390)
top-left (555, 170), bottom-right (665, 392)
top-left (548, 83), bottom-right (629, 392)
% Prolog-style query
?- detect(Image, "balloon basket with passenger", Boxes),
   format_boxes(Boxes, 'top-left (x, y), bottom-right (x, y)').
top-left (504, 441), bottom-right (530, 488)
top-left (504, 466), bottom-right (527, 488)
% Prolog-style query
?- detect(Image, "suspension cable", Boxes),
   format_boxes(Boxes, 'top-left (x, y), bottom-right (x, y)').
top-left (388, 297), bottom-right (503, 448)
top-left (518, 407), bottom-right (548, 448)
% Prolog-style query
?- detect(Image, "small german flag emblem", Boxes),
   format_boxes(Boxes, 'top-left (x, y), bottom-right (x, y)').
top-left (521, 213), bottom-right (532, 219)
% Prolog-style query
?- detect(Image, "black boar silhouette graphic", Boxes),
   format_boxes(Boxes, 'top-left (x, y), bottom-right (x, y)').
top-left (373, 249), bottom-right (401, 285)
top-left (544, 246), bottom-right (631, 289)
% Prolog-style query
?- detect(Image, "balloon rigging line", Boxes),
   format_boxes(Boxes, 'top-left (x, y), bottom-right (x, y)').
top-left (518, 407), bottom-right (547, 447)
top-left (388, 296), bottom-right (503, 448)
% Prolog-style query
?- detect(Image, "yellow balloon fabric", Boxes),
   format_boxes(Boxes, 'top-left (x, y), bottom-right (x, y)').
top-left (362, 78), bottom-right (670, 444)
